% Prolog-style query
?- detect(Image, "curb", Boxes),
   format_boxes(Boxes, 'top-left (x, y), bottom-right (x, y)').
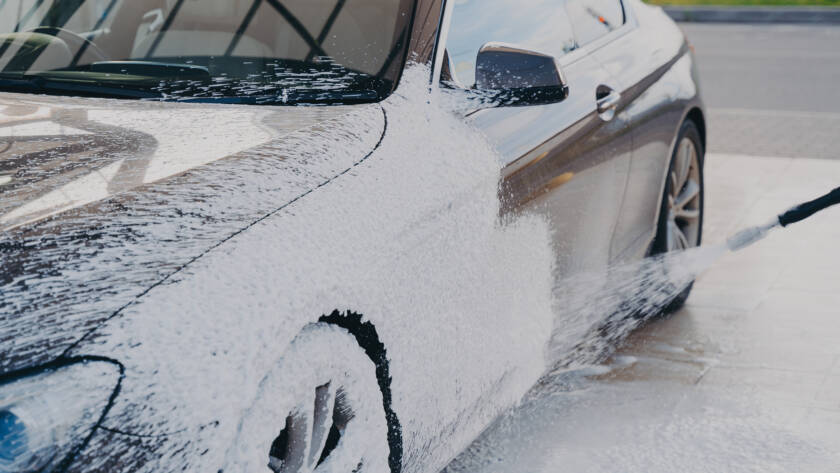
top-left (663, 6), bottom-right (840, 23)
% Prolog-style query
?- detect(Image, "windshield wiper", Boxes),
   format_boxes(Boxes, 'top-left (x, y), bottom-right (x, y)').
top-left (0, 74), bottom-right (161, 99)
top-left (87, 61), bottom-right (211, 80)
top-left (0, 61), bottom-right (211, 99)
top-left (0, 74), bottom-right (380, 105)
top-left (172, 88), bottom-right (381, 105)
top-left (0, 59), bottom-right (385, 105)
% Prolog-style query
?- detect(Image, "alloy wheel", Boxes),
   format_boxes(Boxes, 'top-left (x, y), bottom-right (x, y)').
top-left (223, 324), bottom-right (389, 473)
top-left (268, 383), bottom-right (358, 473)
top-left (666, 137), bottom-right (702, 251)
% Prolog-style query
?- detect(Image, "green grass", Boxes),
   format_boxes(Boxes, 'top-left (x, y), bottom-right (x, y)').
top-left (646, 0), bottom-right (840, 6)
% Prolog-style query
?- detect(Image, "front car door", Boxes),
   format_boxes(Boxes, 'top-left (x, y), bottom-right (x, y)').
top-left (442, 0), bottom-right (634, 278)
top-left (592, 0), bottom-right (699, 261)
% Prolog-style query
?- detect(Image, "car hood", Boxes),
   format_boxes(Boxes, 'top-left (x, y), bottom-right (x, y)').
top-left (0, 93), bottom-right (386, 375)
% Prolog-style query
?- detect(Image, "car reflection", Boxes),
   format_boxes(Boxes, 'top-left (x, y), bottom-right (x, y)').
top-left (0, 103), bottom-right (158, 228)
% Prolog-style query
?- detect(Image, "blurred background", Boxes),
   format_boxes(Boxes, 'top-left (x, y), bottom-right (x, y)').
top-left (656, 2), bottom-right (840, 160)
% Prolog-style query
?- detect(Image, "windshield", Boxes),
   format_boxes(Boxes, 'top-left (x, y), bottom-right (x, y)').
top-left (0, 0), bottom-right (415, 104)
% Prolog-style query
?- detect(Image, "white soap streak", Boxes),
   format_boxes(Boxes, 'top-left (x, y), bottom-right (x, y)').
top-left (58, 65), bottom-right (556, 473)
top-left (441, 245), bottom-right (829, 473)
top-left (547, 244), bottom-right (727, 371)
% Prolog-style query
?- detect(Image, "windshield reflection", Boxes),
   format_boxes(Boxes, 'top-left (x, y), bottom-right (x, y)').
top-left (0, 0), bottom-right (415, 103)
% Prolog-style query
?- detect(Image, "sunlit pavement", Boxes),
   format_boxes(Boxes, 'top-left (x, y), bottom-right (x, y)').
top-left (444, 152), bottom-right (840, 473)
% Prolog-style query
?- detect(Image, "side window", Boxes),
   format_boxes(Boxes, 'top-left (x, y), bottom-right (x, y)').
top-left (445, 0), bottom-right (576, 88)
top-left (565, 0), bottom-right (625, 46)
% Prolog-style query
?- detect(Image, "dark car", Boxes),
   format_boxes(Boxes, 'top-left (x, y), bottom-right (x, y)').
top-left (0, 0), bottom-right (705, 472)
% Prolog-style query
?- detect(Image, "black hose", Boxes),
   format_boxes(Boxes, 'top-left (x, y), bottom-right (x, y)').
top-left (778, 186), bottom-right (840, 227)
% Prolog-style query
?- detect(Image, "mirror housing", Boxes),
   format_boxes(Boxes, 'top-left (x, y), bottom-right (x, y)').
top-left (473, 43), bottom-right (569, 107)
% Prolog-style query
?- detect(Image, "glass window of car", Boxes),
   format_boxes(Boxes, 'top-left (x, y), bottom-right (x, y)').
top-left (0, 0), bottom-right (415, 104)
top-left (445, 0), bottom-right (577, 88)
top-left (564, 0), bottom-right (625, 47)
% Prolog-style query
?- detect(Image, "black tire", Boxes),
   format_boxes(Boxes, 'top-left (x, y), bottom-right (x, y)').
top-left (651, 119), bottom-right (705, 314)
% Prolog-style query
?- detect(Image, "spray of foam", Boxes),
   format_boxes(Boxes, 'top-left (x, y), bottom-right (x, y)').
top-left (546, 244), bottom-right (728, 371)
top-left (436, 74), bottom-right (732, 370)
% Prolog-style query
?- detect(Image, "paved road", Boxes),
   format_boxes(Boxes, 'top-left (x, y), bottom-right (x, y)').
top-left (683, 23), bottom-right (840, 160)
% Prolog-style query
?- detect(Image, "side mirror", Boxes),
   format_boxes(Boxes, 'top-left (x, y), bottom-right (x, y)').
top-left (474, 43), bottom-right (569, 107)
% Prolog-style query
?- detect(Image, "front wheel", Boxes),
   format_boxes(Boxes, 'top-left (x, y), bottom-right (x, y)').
top-left (225, 324), bottom-right (391, 473)
top-left (652, 119), bottom-right (705, 312)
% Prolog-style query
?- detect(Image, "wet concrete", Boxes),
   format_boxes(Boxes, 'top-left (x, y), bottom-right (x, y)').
top-left (445, 152), bottom-right (840, 472)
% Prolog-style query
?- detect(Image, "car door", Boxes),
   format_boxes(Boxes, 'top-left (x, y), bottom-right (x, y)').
top-left (444, 0), bottom-right (633, 277)
top-left (589, 0), bottom-right (693, 261)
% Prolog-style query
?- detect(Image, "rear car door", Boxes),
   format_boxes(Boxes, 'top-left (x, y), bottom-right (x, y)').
top-left (444, 0), bottom-right (633, 276)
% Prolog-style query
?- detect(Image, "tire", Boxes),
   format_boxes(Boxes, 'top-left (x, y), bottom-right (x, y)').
top-left (651, 119), bottom-right (705, 313)
top-left (224, 324), bottom-right (391, 473)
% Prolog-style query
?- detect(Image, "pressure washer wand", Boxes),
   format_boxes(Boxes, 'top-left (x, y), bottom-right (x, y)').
top-left (777, 186), bottom-right (840, 227)
top-left (726, 186), bottom-right (840, 252)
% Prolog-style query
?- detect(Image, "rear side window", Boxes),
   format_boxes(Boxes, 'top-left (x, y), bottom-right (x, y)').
top-left (445, 0), bottom-right (576, 88)
top-left (565, 0), bottom-right (625, 46)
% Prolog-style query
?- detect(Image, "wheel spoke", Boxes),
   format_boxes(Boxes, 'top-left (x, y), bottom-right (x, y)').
top-left (667, 219), bottom-right (690, 250)
top-left (308, 383), bottom-right (337, 469)
top-left (670, 171), bottom-right (679, 198)
top-left (675, 208), bottom-right (700, 220)
top-left (283, 407), bottom-right (314, 473)
top-left (676, 141), bottom-right (693, 193)
top-left (666, 220), bottom-right (677, 251)
top-left (674, 179), bottom-right (700, 212)
top-left (675, 222), bottom-right (690, 249)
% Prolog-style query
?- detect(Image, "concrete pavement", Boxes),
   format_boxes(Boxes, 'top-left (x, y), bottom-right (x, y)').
top-left (707, 108), bottom-right (840, 161)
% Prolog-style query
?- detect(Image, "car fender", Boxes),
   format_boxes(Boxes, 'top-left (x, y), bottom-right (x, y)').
top-left (66, 73), bottom-right (556, 473)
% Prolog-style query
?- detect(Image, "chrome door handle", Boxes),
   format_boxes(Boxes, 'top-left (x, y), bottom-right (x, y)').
top-left (596, 89), bottom-right (621, 114)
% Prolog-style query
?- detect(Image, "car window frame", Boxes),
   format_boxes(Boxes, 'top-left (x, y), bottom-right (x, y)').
top-left (432, 0), bottom-right (638, 90)
top-left (438, 0), bottom-right (583, 89)
top-left (563, 0), bottom-right (636, 65)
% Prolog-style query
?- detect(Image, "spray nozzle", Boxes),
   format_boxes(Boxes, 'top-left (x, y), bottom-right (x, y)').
top-left (726, 185), bottom-right (840, 253)
top-left (726, 220), bottom-right (780, 252)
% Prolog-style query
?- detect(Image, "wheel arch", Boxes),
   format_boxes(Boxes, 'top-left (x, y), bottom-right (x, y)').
top-left (318, 310), bottom-right (403, 473)
top-left (685, 107), bottom-right (706, 153)
top-left (646, 110), bottom-right (706, 256)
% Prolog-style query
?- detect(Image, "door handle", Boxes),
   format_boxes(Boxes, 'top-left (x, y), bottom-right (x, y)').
top-left (596, 88), bottom-right (621, 115)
